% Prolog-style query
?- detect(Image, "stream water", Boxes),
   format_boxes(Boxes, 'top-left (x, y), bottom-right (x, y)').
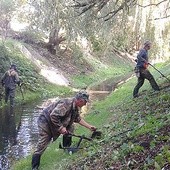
top-left (0, 102), bottom-right (42, 169)
top-left (0, 73), bottom-right (132, 169)
top-left (0, 92), bottom-right (111, 169)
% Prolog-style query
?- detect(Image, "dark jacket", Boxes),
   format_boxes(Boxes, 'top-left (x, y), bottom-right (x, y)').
top-left (136, 48), bottom-right (148, 69)
top-left (1, 69), bottom-right (20, 89)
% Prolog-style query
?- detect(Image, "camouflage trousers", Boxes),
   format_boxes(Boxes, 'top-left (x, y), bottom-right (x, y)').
top-left (33, 114), bottom-right (74, 155)
top-left (4, 87), bottom-right (15, 107)
top-left (133, 69), bottom-right (160, 97)
top-left (32, 114), bottom-right (74, 169)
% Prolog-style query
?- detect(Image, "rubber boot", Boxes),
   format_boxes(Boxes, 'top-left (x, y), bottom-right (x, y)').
top-left (63, 134), bottom-right (72, 147)
top-left (32, 154), bottom-right (41, 170)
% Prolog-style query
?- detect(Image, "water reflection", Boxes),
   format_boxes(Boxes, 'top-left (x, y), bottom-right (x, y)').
top-left (0, 107), bottom-right (16, 150)
top-left (0, 107), bottom-right (15, 170)
top-left (0, 103), bottom-right (41, 169)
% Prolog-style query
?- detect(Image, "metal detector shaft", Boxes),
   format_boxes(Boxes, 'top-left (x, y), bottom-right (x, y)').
top-left (19, 85), bottom-right (24, 100)
top-left (149, 63), bottom-right (170, 82)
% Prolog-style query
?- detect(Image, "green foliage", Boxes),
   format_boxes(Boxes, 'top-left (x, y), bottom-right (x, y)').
top-left (0, 44), bottom-right (11, 73)
top-left (161, 94), bottom-right (170, 101)
top-left (1, 41), bottom-right (42, 91)
top-left (132, 145), bottom-right (144, 153)
top-left (154, 145), bottom-right (170, 167)
top-left (132, 116), bottom-right (164, 137)
top-left (0, 0), bottom-right (15, 14)
top-left (119, 143), bottom-right (132, 155)
top-left (157, 135), bottom-right (169, 142)
top-left (17, 30), bottom-right (44, 44)
top-left (90, 36), bottom-right (103, 52)
top-left (71, 43), bottom-right (84, 61)
top-left (162, 22), bottom-right (170, 39)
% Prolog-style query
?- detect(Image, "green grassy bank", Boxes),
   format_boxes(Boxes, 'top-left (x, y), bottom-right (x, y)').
top-left (13, 61), bottom-right (170, 170)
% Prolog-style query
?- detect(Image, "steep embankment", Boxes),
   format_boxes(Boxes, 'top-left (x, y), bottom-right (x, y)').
top-left (16, 42), bottom-right (134, 89)
top-left (18, 44), bottom-right (70, 86)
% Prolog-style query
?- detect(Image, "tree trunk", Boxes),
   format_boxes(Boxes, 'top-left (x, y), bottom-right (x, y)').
top-left (47, 28), bottom-right (66, 55)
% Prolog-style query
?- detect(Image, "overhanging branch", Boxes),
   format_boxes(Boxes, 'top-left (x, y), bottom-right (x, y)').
top-left (153, 14), bottom-right (170, 20)
top-left (99, 0), bottom-right (136, 21)
top-left (72, 0), bottom-right (169, 21)
top-left (137, 0), bottom-right (168, 8)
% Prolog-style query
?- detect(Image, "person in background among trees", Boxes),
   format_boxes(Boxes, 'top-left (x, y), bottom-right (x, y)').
top-left (1, 64), bottom-right (20, 107)
top-left (133, 40), bottom-right (160, 98)
top-left (32, 91), bottom-right (97, 170)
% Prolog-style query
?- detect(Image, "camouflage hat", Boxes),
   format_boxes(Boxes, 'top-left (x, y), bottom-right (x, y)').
top-left (75, 91), bottom-right (89, 102)
top-left (10, 64), bottom-right (17, 71)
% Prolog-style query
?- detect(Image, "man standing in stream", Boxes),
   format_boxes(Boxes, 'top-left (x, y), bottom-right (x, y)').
top-left (1, 64), bottom-right (20, 107)
top-left (133, 40), bottom-right (160, 98)
top-left (32, 91), bottom-right (97, 170)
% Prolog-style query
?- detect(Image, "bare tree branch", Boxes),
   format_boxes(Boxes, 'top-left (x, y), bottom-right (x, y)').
top-left (137, 0), bottom-right (168, 8)
top-left (153, 14), bottom-right (170, 20)
top-left (71, 0), bottom-right (169, 21)
top-left (72, 1), bottom-right (89, 8)
top-left (102, 3), bottom-right (125, 21)
top-left (72, 0), bottom-right (110, 15)
top-left (146, 1), bottom-right (170, 20)
top-left (99, 0), bottom-right (136, 21)
top-left (96, 0), bottom-right (110, 12)
top-left (72, 0), bottom-right (137, 21)
top-left (78, 3), bottom-right (96, 16)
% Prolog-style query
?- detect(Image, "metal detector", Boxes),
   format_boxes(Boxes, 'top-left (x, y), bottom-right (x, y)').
top-left (148, 63), bottom-right (170, 82)
top-left (59, 133), bottom-right (92, 153)
top-left (19, 83), bottom-right (25, 100)
top-left (59, 131), bottom-right (102, 153)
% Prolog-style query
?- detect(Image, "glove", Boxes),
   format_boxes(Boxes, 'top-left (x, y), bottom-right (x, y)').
top-left (90, 126), bottom-right (97, 132)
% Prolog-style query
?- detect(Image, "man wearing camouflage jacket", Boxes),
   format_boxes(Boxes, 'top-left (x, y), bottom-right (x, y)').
top-left (32, 91), bottom-right (97, 170)
top-left (1, 64), bottom-right (20, 107)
